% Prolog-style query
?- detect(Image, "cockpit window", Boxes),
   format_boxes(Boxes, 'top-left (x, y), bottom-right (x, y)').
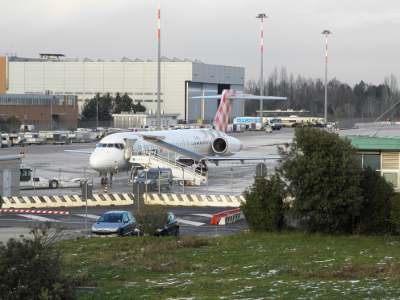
top-left (96, 143), bottom-right (125, 149)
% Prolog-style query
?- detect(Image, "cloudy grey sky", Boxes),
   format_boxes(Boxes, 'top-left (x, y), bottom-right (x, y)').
top-left (1, 0), bottom-right (399, 85)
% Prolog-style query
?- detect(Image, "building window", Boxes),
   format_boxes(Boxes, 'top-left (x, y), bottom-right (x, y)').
top-left (383, 172), bottom-right (398, 188)
top-left (362, 154), bottom-right (380, 171)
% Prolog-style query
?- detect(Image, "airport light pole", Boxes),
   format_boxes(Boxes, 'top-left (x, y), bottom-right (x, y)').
top-left (256, 13), bottom-right (267, 120)
top-left (95, 94), bottom-right (99, 129)
top-left (322, 29), bottom-right (331, 124)
top-left (156, 3), bottom-right (162, 129)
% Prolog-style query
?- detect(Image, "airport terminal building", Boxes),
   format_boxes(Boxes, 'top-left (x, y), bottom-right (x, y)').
top-left (0, 56), bottom-right (245, 123)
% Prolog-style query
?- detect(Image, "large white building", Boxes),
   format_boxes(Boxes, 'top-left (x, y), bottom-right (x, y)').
top-left (2, 56), bottom-right (245, 123)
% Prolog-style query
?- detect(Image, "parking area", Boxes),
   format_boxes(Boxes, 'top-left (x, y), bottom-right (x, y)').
top-left (0, 205), bottom-right (247, 242)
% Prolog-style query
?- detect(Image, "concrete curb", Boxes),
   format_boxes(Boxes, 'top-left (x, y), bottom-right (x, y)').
top-left (0, 209), bottom-right (70, 215)
top-left (1, 193), bottom-right (245, 208)
top-left (143, 193), bottom-right (245, 207)
top-left (1, 193), bottom-right (134, 209)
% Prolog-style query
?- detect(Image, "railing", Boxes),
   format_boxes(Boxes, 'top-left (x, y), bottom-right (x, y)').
top-left (132, 151), bottom-right (207, 185)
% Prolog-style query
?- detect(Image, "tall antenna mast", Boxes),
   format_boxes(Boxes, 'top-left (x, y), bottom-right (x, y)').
top-left (156, 3), bottom-right (161, 129)
top-left (256, 13), bottom-right (267, 120)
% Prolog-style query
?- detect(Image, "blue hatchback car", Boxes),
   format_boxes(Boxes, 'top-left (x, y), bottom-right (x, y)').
top-left (91, 211), bottom-right (138, 236)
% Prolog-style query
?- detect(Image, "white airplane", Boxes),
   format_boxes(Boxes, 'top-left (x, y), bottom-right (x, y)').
top-left (67, 89), bottom-right (286, 183)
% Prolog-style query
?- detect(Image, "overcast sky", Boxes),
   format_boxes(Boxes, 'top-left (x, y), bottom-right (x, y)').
top-left (1, 0), bottom-right (399, 85)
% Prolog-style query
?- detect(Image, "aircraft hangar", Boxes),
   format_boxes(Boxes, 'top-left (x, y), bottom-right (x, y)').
top-left (0, 55), bottom-right (245, 123)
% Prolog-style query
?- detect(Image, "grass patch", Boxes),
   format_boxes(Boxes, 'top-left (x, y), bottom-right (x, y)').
top-left (59, 232), bottom-right (400, 299)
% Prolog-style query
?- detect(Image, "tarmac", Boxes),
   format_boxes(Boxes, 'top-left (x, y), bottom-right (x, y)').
top-left (2, 123), bottom-right (393, 242)
top-left (0, 130), bottom-right (293, 241)
top-left (0, 129), bottom-right (294, 196)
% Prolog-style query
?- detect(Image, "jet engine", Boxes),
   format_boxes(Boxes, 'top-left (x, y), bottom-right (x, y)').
top-left (211, 136), bottom-right (242, 155)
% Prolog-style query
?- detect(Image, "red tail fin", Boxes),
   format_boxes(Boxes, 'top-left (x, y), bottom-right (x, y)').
top-left (213, 90), bottom-right (231, 132)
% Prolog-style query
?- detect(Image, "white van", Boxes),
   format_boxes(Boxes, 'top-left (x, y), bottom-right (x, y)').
top-left (264, 117), bottom-right (283, 130)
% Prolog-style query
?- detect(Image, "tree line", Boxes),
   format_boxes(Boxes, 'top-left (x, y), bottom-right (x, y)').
top-left (81, 93), bottom-right (146, 121)
top-left (245, 67), bottom-right (400, 121)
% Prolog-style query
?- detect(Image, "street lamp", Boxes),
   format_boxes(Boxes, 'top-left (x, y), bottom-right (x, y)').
top-left (256, 13), bottom-right (267, 120)
top-left (321, 29), bottom-right (332, 124)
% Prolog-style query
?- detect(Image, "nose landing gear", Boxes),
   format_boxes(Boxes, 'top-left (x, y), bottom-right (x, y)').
top-left (100, 173), bottom-right (114, 193)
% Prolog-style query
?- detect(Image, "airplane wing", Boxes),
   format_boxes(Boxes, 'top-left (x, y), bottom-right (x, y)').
top-left (191, 94), bottom-right (286, 101)
top-left (64, 149), bottom-right (93, 154)
top-left (141, 135), bottom-right (205, 161)
top-left (141, 135), bottom-right (280, 163)
top-left (230, 94), bottom-right (287, 100)
top-left (206, 155), bottom-right (281, 164)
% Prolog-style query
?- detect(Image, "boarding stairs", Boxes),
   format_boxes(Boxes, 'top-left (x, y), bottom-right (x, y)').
top-left (129, 153), bottom-right (207, 186)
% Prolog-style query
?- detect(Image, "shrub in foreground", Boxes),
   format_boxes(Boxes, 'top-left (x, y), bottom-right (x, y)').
top-left (135, 205), bottom-right (168, 235)
top-left (0, 225), bottom-right (75, 300)
top-left (358, 168), bottom-right (395, 234)
top-left (242, 175), bottom-right (285, 231)
top-left (390, 193), bottom-right (400, 234)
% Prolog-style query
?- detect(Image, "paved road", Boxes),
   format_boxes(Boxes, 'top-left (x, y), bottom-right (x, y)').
top-left (0, 205), bottom-right (246, 242)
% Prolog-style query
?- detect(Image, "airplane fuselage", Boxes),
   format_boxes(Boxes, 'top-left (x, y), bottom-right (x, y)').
top-left (89, 128), bottom-right (242, 174)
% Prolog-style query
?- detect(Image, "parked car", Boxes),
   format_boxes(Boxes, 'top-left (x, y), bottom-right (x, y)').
top-left (91, 211), bottom-right (138, 236)
top-left (154, 212), bottom-right (180, 237)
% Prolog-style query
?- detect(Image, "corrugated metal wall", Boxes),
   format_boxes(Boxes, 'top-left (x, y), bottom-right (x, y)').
top-left (7, 60), bottom-right (245, 121)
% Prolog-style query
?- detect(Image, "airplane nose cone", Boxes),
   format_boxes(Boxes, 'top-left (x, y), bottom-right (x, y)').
top-left (89, 152), bottom-right (102, 171)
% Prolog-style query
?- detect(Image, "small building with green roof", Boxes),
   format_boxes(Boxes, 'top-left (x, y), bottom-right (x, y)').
top-left (346, 135), bottom-right (400, 189)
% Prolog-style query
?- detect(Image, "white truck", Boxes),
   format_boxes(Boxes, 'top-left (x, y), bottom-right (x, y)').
top-left (23, 133), bottom-right (46, 145)
top-left (19, 167), bottom-right (82, 190)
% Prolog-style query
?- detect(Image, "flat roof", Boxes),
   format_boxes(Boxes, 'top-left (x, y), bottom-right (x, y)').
top-left (347, 136), bottom-right (400, 151)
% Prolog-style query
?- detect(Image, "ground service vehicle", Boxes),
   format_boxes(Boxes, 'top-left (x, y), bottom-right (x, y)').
top-left (265, 117), bottom-right (283, 130)
top-left (91, 211), bottom-right (138, 236)
top-left (20, 168), bottom-right (61, 189)
top-left (1, 133), bottom-right (11, 147)
top-left (133, 168), bottom-right (173, 191)
top-left (19, 167), bottom-right (82, 190)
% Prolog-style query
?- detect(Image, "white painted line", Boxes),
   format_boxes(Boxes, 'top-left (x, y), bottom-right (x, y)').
top-left (18, 214), bottom-right (61, 223)
top-left (176, 218), bottom-right (204, 227)
top-left (75, 214), bottom-right (100, 220)
top-left (191, 213), bottom-right (213, 218)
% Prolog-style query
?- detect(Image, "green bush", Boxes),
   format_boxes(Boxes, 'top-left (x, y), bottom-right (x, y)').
top-left (0, 225), bottom-right (75, 300)
top-left (279, 128), bottom-right (362, 234)
top-left (242, 175), bottom-right (286, 231)
top-left (357, 168), bottom-right (395, 234)
top-left (135, 205), bottom-right (168, 235)
top-left (390, 193), bottom-right (400, 234)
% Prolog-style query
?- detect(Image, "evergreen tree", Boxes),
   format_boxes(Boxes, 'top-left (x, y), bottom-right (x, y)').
top-left (113, 93), bottom-right (133, 114)
top-left (279, 128), bottom-right (362, 233)
top-left (242, 175), bottom-right (286, 231)
top-left (81, 93), bottom-right (112, 121)
top-left (358, 168), bottom-right (395, 234)
top-left (132, 102), bottom-right (146, 113)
